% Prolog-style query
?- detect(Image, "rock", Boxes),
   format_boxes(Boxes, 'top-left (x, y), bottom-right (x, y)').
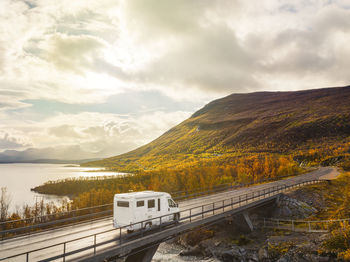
top-left (199, 239), bottom-right (216, 257)
top-left (221, 250), bottom-right (239, 261)
top-left (277, 253), bottom-right (297, 262)
top-left (280, 206), bottom-right (293, 217)
top-left (310, 254), bottom-right (321, 262)
top-left (247, 252), bottom-right (259, 262)
top-left (179, 245), bottom-right (202, 256)
top-left (273, 195), bottom-right (318, 219)
top-left (213, 246), bottom-right (248, 262)
top-left (239, 247), bottom-right (247, 256)
top-left (296, 251), bottom-right (305, 260)
top-left (318, 256), bottom-right (330, 262)
top-left (319, 234), bottom-right (330, 241)
top-left (258, 247), bottom-right (268, 260)
top-left (214, 240), bottom-right (222, 247)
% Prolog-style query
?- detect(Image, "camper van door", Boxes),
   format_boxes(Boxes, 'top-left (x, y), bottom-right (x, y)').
top-left (135, 199), bottom-right (145, 224)
top-left (147, 198), bottom-right (156, 218)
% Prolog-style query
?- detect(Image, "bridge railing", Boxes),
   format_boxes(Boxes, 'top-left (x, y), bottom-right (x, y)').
top-left (0, 179), bottom-right (321, 262)
top-left (263, 217), bottom-right (350, 232)
top-left (0, 204), bottom-right (113, 241)
top-left (0, 173), bottom-right (297, 240)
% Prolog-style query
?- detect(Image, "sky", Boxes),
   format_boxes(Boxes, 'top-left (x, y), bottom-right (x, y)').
top-left (0, 0), bottom-right (350, 160)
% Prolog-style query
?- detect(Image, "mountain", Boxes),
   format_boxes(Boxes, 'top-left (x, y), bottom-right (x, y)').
top-left (82, 86), bottom-right (350, 170)
top-left (0, 146), bottom-right (102, 164)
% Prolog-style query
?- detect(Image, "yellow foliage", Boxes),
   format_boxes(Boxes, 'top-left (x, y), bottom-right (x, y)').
top-left (339, 249), bottom-right (350, 261)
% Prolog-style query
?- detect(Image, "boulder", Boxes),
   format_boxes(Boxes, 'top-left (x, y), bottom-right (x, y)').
top-left (273, 195), bottom-right (317, 219)
top-left (247, 252), bottom-right (259, 262)
top-left (258, 247), bottom-right (269, 261)
top-left (179, 245), bottom-right (202, 256)
top-left (213, 246), bottom-right (248, 262)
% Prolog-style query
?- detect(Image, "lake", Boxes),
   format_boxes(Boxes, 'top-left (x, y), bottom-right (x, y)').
top-left (0, 163), bottom-right (122, 212)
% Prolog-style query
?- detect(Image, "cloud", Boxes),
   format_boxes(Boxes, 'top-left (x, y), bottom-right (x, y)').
top-left (119, 0), bottom-right (254, 96)
top-left (48, 125), bottom-right (82, 138)
top-left (113, 0), bottom-right (350, 96)
top-left (1, 0), bottom-right (350, 158)
top-left (0, 98), bottom-right (30, 111)
top-left (138, 24), bottom-right (257, 95)
top-left (0, 110), bottom-right (192, 158)
top-left (243, 3), bottom-right (350, 90)
top-left (2, 0), bottom-right (350, 105)
top-left (44, 33), bottom-right (106, 74)
top-left (125, 0), bottom-right (213, 36)
top-left (0, 0), bottom-right (124, 106)
top-left (0, 132), bottom-right (30, 150)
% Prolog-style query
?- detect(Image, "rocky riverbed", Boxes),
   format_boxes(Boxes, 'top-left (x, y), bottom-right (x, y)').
top-left (111, 191), bottom-right (342, 262)
top-left (151, 193), bottom-right (339, 262)
top-left (168, 226), bottom-right (336, 262)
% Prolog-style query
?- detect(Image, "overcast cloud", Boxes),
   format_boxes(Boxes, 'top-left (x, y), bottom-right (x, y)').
top-left (0, 0), bottom-right (349, 159)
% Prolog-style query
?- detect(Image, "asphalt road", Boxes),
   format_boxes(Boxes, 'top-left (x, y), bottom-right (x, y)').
top-left (0, 167), bottom-right (339, 261)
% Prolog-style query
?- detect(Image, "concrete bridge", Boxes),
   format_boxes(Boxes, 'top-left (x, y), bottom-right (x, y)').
top-left (0, 167), bottom-right (338, 262)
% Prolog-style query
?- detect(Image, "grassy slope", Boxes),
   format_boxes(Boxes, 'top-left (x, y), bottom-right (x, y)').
top-left (82, 86), bottom-right (350, 171)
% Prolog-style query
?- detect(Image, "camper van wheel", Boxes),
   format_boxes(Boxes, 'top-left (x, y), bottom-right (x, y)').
top-left (144, 222), bottom-right (152, 230)
top-left (174, 213), bottom-right (180, 222)
top-left (127, 229), bottom-right (134, 234)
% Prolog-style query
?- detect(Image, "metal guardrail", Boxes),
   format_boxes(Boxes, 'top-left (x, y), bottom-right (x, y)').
top-left (263, 217), bottom-right (350, 232)
top-left (0, 174), bottom-right (296, 240)
top-left (0, 179), bottom-right (321, 262)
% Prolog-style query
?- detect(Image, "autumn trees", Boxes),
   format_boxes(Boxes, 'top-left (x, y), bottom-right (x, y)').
top-left (31, 153), bottom-right (301, 210)
top-left (0, 187), bottom-right (11, 222)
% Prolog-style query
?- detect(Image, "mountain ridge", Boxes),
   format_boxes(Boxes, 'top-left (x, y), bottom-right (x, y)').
top-left (82, 85), bottom-right (350, 171)
top-left (0, 146), bottom-right (103, 164)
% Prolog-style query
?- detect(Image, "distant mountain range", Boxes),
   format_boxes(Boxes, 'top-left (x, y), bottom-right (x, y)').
top-left (0, 146), bottom-right (102, 164)
top-left (82, 85), bottom-right (350, 170)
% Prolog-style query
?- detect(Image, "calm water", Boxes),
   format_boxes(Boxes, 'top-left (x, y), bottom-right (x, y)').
top-left (0, 163), bottom-right (122, 211)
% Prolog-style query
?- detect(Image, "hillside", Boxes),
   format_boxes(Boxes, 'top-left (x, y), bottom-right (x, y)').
top-left (82, 86), bottom-right (350, 171)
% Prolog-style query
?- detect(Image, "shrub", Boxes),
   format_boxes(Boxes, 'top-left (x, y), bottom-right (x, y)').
top-left (182, 228), bottom-right (214, 246)
top-left (231, 235), bottom-right (251, 246)
top-left (268, 242), bottom-right (294, 258)
top-left (339, 249), bottom-right (350, 261)
top-left (322, 229), bottom-right (350, 253)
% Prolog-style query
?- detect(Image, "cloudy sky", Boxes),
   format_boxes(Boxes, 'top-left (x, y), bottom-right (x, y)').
top-left (0, 0), bottom-right (350, 160)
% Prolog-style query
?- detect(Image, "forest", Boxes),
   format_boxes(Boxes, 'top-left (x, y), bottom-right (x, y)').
top-left (34, 139), bottom-right (350, 205)
top-left (34, 153), bottom-right (301, 208)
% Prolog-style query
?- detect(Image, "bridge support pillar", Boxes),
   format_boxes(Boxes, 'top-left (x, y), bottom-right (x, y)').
top-left (242, 212), bottom-right (254, 232)
top-left (125, 243), bottom-right (160, 262)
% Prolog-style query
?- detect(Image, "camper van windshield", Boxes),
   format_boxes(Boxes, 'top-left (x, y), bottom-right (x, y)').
top-left (168, 199), bottom-right (177, 207)
top-left (117, 201), bottom-right (129, 207)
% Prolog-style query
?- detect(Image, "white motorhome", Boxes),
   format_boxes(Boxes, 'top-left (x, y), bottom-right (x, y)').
top-left (113, 191), bottom-right (180, 231)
